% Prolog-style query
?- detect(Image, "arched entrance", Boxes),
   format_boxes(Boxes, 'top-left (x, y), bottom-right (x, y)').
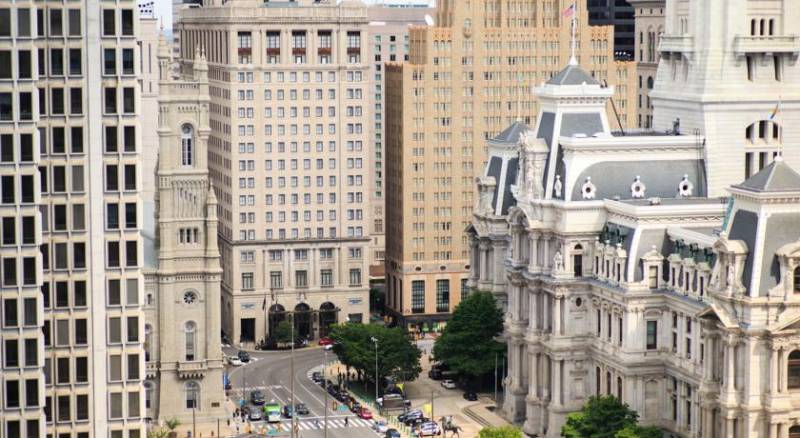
top-left (294, 303), bottom-right (312, 339)
top-left (268, 304), bottom-right (286, 339)
top-left (790, 426), bottom-right (800, 438)
top-left (319, 302), bottom-right (338, 337)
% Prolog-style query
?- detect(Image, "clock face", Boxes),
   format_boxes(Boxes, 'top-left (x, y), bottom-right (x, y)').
top-left (183, 291), bottom-right (197, 304)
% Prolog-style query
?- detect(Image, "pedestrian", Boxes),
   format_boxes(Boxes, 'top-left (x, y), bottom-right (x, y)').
top-left (344, 416), bottom-right (349, 427)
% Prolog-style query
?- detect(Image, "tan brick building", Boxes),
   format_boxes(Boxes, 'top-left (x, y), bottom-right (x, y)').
top-left (385, 0), bottom-right (636, 333)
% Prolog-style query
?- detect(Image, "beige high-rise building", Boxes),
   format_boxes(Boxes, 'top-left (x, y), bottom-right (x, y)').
top-left (366, 4), bottom-right (434, 280)
top-left (385, 0), bottom-right (636, 333)
top-left (177, 0), bottom-right (371, 346)
top-left (628, 0), bottom-right (665, 129)
top-left (0, 1), bottom-right (147, 437)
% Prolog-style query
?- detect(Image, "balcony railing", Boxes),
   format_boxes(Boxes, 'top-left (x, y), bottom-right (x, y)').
top-left (733, 35), bottom-right (800, 55)
top-left (292, 47), bottom-right (306, 56)
top-left (347, 47), bottom-right (361, 55)
top-left (267, 48), bottom-right (281, 56)
top-left (658, 35), bottom-right (694, 54)
top-left (318, 47), bottom-right (332, 56)
top-left (177, 360), bottom-right (208, 379)
top-left (237, 47), bottom-right (252, 56)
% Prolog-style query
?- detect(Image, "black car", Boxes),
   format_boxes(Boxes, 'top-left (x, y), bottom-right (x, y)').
top-left (398, 409), bottom-right (422, 422)
top-left (250, 390), bottom-right (266, 405)
top-left (282, 405), bottom-right (293, 418)
top-left (311, 372), bottom-right (323, 383)
top-left (295, 403), bottom-right (310, 415)
top-left (385, 429), bottom-right (402, 438)
top-left (238, 350), bottom-right (251, 363)
top-left (405, 416), bottom-right (430, 427)
top-left (463, 391), bottom-right (478, 401)
top-left (350, 401), bottom-right (362, 413)
top-left (428, 369), bottom-right (443, 380)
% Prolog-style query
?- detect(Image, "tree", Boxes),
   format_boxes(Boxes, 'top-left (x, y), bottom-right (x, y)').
top-left (433, 291), bottom-right (505, 379)
top-left (561, 395), bottom-right (660, 438)
top-left (329, 323), bottom-right (421, 384)
top-left (273, 320), bottom-right (293, 345)
top-left (478, 425), bottom-right (523, 438)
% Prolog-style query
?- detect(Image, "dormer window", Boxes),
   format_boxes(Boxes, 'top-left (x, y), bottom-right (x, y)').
top-left (795, 267), bottom-right (800, 293)
top-left (181, 124), bottom-right (194, 167)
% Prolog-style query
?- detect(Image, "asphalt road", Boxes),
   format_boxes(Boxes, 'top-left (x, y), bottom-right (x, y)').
top-left (225, 347), bottom-right (384, 438)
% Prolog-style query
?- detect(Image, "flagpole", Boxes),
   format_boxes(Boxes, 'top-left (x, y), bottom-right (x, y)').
top-left (570, 3), bottom-right (577, 66)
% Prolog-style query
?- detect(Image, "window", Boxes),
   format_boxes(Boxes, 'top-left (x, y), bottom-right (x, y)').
top-left (461, 279), bottom-right (469, 301)
top-left (6, 380), bottom-right (19, 408)
top-left (412, 280), bottom-right (425, 313)
top-left (103, 9), bottom-right (115, 36)
top-left (242, 273), bottom-right (254, 290)
top-left (185, 382), bottom-right (199, 409)
top-left (127, 316), bottom-right (139, 343)
top-left (0, 93), bottom-right (11, 121)
top-left (120, 9), bottom-right (133, 36)
top-left (24, 338), bottom-right (36, 367)
top-left (124, 164), bottom-right (136, 190)
top-left (181, 124), bottom-right (193, 166)
top-left (185, 321), bottom-right (196, 361)
top-left (104, 87), bottom-right (116, 113)
top-left (296, 270), bottom-right (308, 288)
top-left (436, 280), bottom-right (450, 312)
top-left (794, 267), bottom-right (800, 293)
top-left (122, 88), bottom-right (134, 113)
top-left (349, 268), bottom-right (361, 286)
top-left (321, 269), bottom-right (333, 287)
top-left (789, 350), bottom-right (800, 389)
top-left (4, 339), bottom-right (18, 367)
top-left (269, 271), bottom-right (282, 289)
top-left (646, 320), bottom-right (658, 350)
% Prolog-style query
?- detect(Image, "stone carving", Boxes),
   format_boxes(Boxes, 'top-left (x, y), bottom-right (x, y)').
top-left (554, 251), bottom-right (564, 272)
top-left (726, 263), bottom-right (735, 291)
top-left (678, 174), bottom-right (694, 198)
top-left (631, 175), bottom-right (646, 199)
top-left (582, 177), bottom-right (597, 200)
top-left (554, 175), bottom-right (563, 198)
top-left (476, 176), bottom-right (497, 215)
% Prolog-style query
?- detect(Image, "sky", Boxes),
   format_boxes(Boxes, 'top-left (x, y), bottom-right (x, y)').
top-left (154, 0), bottom-right (436, 31)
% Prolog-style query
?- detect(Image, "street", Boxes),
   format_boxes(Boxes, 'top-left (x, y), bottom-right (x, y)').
top-left (224, 347), bottom-right (382, 438)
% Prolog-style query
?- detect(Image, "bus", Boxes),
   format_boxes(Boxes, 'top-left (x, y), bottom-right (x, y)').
top-left (263, 402), bottom-right (281, 423)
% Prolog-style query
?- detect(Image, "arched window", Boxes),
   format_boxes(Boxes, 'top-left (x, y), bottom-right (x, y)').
top-left (144, 324), bottom-right (153, 362)
top-left (617, 376), bottom-right (623, 400)
top-left (789, 350), bottom-right (800, 389)
top-left (185, 321), bottom-right (196, 361)
top-left (647, 76), bottom-right (654, 90)
top-left (185, 381), bottom-right (200, 409)
top-left (181, 124), bottom-right (194, 167)
top-left (794, 267), bottom-right (800, 293)
top-left (596, 367), bottom-right (601, 395)
top-left (573, 244), bottom-right (583, 277)
top-left (789, 425), bottom-right (800, 438)
top-left (606, 371), bottom-right (612, 395)
top-left (144, 381), bottom-right (154, 410)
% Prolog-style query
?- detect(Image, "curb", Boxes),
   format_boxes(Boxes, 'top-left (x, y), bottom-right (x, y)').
top-left (462, 403), bottom-right (491, 428)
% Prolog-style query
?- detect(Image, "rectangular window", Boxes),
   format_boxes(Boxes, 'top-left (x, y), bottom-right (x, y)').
top-left (4, 339), bottom-right (18, 367)
top-left (106, 165), bottom-right (118, 191)
top-left (104, 48), bottom-right (116, 75)
top-left (320, 269), bottom-right (333, 287)
top-left (103, 9), bottom-right (115, 36)
top-left (109, 317), bottom-right (121, 343)
top-left (126, 316), bottom-right (138, 342)
top-left (646, 320), bottom-right (658, 350)
top-left (6, 380), bottom-right (19, 408)
top-left (110, 393), bottom-right (123, 419)
top-left (57, 357), bottom-right (70, 384)
top-left (107, 241), bottom-right (120, 267)
top-left (25, 379), bottom-right (38, 407)
top-left (108, 279), bottom-right (121, 305)
top-left (295, 270), bottom-right (308, 288)
top-left (412, 280), bottom-right (425, 313)
top-left (124, 164), bottom-right (136, 190)
top-left (125, 240), bottom-right (137, 267)
top-left (122, 87), bottom-right (135, 113)
top-left (349, 269), bottom-right (361, 286)
top-left (269, 271), bottom-right (281, 289)
top-left (24, 338), bottom-right (36, 366)
top-left (436, 280), bottom-right (450, 312)
top-left (104, 87), bottom-right (117, 113)
top-left (120, 9), bottom-right (134, 36)
top-left (242, 272), bottom-right (255, 290)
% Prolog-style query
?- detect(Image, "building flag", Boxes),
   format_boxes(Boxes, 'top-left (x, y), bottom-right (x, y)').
top-left (262, 298), bottom-right (267, 310)
top-left (769, 99), bottom-right (781, 121)
top-left (562, 3), bottom-right (575, 17)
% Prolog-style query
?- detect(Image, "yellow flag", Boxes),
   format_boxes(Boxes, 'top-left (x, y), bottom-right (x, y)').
top-left (422, 403), bottom-right (432, 414)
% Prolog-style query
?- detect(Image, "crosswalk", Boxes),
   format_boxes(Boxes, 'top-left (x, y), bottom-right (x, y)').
top-left (253, 417), bottom-right (374, 430)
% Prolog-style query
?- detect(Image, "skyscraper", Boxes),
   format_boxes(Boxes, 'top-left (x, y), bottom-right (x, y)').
top-left (177, 0), bottom-right (371, 345)
top-left (0, 1), bottom-right (146, 437)
top-left (627, 0), bottom-right (664, 129)
top-left (587, 0), bottom-right (636, 59)
top-left (384, 0), bottom-right (635, 333)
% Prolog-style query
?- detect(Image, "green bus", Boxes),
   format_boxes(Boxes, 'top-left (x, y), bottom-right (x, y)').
top-left (263, 402), bottom-right (281, 423)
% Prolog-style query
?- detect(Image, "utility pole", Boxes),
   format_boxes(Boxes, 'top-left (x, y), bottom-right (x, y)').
top-left (290, 312), bottom-right (296, 438)
top-left (192, 405), bottom-right (196, 438)
top-left (323, 348), bottom-right (329, 438)
top-left (431, 390), bottom-right (435, 420)
top-left (494, 352), bottom-right (498, 402)
top-left (371, 336), bottom-right (379, 403)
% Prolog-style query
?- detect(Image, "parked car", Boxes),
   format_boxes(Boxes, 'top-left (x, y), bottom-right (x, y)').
top-left (358, 407), bottom-right (373, 420)
top-left (238, 350), bottom-right (251, 363)
top-left (250, 390), bottom-right (266, 405)
top-left (372, 420), bottom-right (389, 433)
top-left (385, 429), bottom-right (402, 438)
top-left (281, 405), bottom-right (293, 418)
top-left (398, 409), bottom-right (423, 423)
top-left (418, 421), bottom-right (441, 436)
top-left (248, 410), bottom-right (263, 422)
top-left (406, 417), bottom-right (430, 427)
top-left (324, 343), bottom-right (335, 351)
top-left (441, 379), bottom-right (456, 389)
top-left (463, 391), bottom-right (478, 401)
top-left (226, 356), bottom-right (243, 366)
top-left (318, 337), bottom-right (334, 346)
top-left (350, 401), bottom-right (362, 413)
top-left (295, 403), bottom-right (309, 415)
top-left (428, 369), bottom-right (443, 380)
top-left (311, 372), bottom-right (323, 383)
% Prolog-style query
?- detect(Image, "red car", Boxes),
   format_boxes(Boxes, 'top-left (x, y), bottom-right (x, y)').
top-left (358, 408), bottom-right (373, 420)
top-left (318, 337), bottom-right (334, 346)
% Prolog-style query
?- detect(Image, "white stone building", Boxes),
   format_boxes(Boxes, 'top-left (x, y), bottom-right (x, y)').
top-left (469, 58), bottom-right (800, 438)
top-left (141, 39), bottom-right (226, 427)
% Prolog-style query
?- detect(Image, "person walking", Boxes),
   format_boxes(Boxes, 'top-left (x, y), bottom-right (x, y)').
top-left (344, 416), bottom-right (349, 427)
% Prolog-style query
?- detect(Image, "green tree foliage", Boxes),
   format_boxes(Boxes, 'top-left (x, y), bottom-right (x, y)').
top-left (562, 395), bottom-right (661, 438)
top-left (433, 291), bottom-right (505, 378)
top-left (478, 425), bottom-right (523, 438)
top-left (329, 323), bottom-right (421, 383)
top-left (273, 320), bottom-right (293, 345)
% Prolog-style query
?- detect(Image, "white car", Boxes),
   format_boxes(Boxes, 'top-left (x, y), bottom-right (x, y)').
top-left (441, 379), bottom-right (456, 389)
top-left (324, 343), bottom-right (334, 351)
top-left (372, 420), bottom-right (389, 433)
top-left (418, 421), bottom-right (441, 436)
top-left (226, 356), bottom-right (243, 366)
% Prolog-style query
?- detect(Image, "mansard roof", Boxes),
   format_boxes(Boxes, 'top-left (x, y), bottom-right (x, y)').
top-left (546, 63), bottom-right (599, 86)
top-left (735, 158), bottom-right (800, 193)
top-left (494, 121), bottom-right (531, 144)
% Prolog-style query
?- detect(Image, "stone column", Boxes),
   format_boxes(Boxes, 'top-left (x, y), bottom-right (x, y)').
top-left (479, 242), bottom-right (489, 283)
top-left (529, 232), bottom-right (540, 271)
top-left (553, 359), bottom-right (562, 406)
top-left (725, 338), bottom-right (736, 393)
top-left (542, 235), bottom-right (550, 270)
top-left (725, 418), bottom-right (734, 438)
top-left (781, 348), bottom-right (789, 393)
top-left (529, 290), bottom-right (538, 330)
top-left (553, 296), bottom-right (561, 336)
top-left (530, 353), bottom-right (539, 399)
top-left (770, 423), bottom-right (778, 438)
top-left (771, 347), bottom-right (779, 393)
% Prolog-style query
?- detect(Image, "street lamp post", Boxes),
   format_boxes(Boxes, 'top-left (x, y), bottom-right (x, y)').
top-left (323, 348), bottom-right (329, 438)
top-left (290, 313), bottom-right (296, 438)
top-left (370, 336), bottom-right (379, 403)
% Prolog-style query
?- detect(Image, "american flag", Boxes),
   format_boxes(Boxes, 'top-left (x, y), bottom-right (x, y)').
top-left (562, 3), bottom-right (576, 17)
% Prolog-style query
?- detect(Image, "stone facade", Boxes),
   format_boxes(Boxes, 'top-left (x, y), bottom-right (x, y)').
top-left (142, 39), bottom-right (226, 425)
top-left (470, 45), bottom-right (800, 438)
